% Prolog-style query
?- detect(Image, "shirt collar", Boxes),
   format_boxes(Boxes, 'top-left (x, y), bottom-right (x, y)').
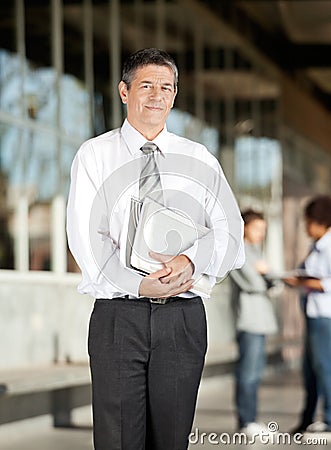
top-left (120, 119), bottom-right (169, 156)
top-left (315, 229), bottom-right (331, 251)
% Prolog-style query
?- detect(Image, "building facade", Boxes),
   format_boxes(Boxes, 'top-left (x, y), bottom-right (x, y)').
top-left (1, 0), bottom-right (331, 369)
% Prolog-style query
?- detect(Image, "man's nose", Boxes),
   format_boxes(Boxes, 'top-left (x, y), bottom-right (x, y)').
top-left (149, 86), bottom-right (162, 98)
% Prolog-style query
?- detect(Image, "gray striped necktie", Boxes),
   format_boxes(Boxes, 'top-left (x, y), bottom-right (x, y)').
top-left (139, 142), bottom-right (164, 203)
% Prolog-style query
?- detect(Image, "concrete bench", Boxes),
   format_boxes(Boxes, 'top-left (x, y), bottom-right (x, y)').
top-left (0, 363), bottom-right (91, 427)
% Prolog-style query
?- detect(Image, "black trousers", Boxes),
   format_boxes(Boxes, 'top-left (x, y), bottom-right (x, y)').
top-left (88, 296), bottom-right (207, 450)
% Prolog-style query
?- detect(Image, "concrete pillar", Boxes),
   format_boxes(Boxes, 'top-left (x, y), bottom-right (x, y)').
top-left (14, 195), bottom-right (29, 271)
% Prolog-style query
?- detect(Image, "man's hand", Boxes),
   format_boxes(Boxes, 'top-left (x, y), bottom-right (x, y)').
top-left (149, 251), bottom-right (194, 284)
top-left (284, 276), bottom-right (301, 287)
top-left (255, 259), bottom-right (269, 275)
top-left (284, 276), bottom-right (323, 292)
top-left (138, 266), bottom-right (194, 298)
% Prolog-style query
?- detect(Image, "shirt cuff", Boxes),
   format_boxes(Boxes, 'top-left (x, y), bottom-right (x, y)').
top-left (124, 270), bottom-right (144, 297)
top-left (320, 277), bottom-right (331, 293)
top-left (181, 244), bottom-right (207, 280)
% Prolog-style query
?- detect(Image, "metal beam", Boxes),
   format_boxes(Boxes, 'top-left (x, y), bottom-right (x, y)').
top-left (178, 0), bottom-right (281, 80)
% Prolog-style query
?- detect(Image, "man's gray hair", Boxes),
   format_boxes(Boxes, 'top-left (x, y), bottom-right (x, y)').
top-left (121, 48), bottom-right (178, 89)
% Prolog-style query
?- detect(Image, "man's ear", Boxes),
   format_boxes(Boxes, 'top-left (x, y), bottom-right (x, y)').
top-left (118, 81), bottom-right (128, 104)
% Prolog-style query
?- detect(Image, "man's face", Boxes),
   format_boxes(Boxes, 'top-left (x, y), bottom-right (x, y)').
top-left (118, 64), bottom-right (177, 139)
top-left (244, 219), bottom-right (267, 245)
top-left (305, 218), bottom-right (328, 240)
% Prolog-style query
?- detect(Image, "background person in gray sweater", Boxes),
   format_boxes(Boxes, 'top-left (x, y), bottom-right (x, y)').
top-left (230, 209), bottom-right (278, 435)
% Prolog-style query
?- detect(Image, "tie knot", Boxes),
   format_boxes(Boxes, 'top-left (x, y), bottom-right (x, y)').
top-left (140, 142), bottom-right (158, 155)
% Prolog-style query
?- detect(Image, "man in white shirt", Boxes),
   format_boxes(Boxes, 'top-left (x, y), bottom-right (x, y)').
top-left (67, 48), bottom-right (244, 450)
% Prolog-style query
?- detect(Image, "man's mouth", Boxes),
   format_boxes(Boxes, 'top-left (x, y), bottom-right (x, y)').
top-left (146, 105), bottom-right (163, 111)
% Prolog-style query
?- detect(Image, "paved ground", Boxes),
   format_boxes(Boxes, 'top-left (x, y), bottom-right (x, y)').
top-left (0, 369), bottom-right (330, 449)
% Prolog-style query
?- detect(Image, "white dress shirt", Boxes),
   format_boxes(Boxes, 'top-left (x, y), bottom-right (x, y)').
top-left (66, 119), bottom-right (244, 299)
top-left (306, 230), bottom-right (331, 318)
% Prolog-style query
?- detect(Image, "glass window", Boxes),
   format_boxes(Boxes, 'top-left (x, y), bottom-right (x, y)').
top-left (63, 1), bottom-right (91, 140)
top-left (168, 109), bottom-right (219, 156)
top-left (61, 141), bottom-right (78, 198)
top-left (0, 123), bottom-right (59, 270)
top-left (0, 124), bottom-right (14, 269)
top-left (29, 201), bottom-right (51, 271)
top-left (0, 50), bottom-right (21, 116)
top-left (0, 124), bottom-right (21, 269)
top-left (24, 1), bottom-right (55, 125)
top-left (63, 1), bottom-right (84, 79)
top-left (0, 0), bottom-right (17, 115)
top-left (24, 66), bottom-right (58, 124)
top-left (93, 38), bottom-right (110, 134)
top-left (0, 2), bottom-right (15, 53)
top-left (235, 136), bottom-right (282, 200)
top-left (60, 74), bottom-right (90, 141)
top-left (61, 141), bottom-right (81, 274)
top-left (283, 127), bottom-right (331, 193)
top-left (26, 130), bottom-right (58, 201)
top-left (25, 1), bottom-right (52, 69)
top-left (25, 128), bottom-right (57, 271)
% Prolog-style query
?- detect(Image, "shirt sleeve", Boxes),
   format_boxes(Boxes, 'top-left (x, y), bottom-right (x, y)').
top-left (66, 144), bottom-right (143, 297)
top-left (306, 242), bottom-right (331, 293)
top-left (181, 156), bottom-right (245, 280)
top-left (320, 248), bottom-right (331, 292)
top-left (321, 277), bottom-right (331, 293)
top-left (229, 263), bottom-right (267, 294)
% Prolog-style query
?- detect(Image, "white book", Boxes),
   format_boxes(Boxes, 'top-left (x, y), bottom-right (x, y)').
top-left (124, 197), bottom-right (143, 268)
top-left (130, 197), bottom-right (212, 296)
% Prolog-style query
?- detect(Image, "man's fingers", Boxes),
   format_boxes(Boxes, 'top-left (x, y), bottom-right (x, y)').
top-left (160, 273), bottom-right (180, 284)
top-left (166, 279), bottom-right (194, 297)
top-left (147, 267), bottom-right (171, 279)
top-left (160, 269), bottom-right (192, 290)
top-left (161, 274), bottom-right (175, 283)
top-left (149, 251), bottom-right (173, 264)
top-left (172, 281), bottom-right (194, 296)
top-left (161, 267), bottom-right (190, 284)
top-left (140, 272), bottom-right (193, 298)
